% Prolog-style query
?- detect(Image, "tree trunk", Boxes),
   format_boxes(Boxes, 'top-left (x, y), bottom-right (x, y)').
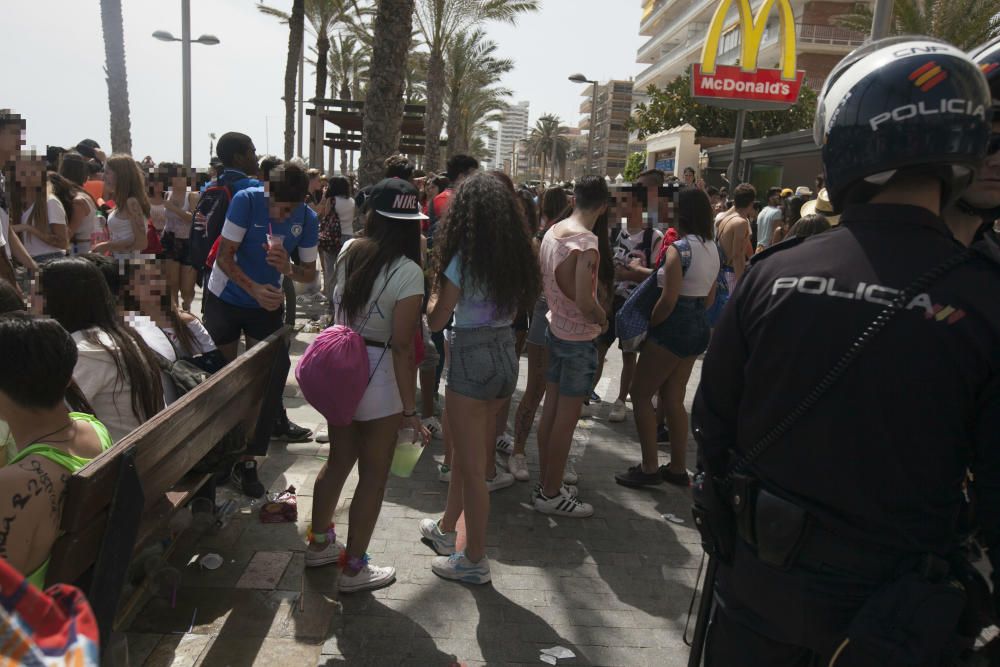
top-left (312, 32), bottom-right (330, 168)
top-left (100, 0), bottom-right (132, 155)
top-left (359, 0), bottom-right (415, 187)
top-left (422, 45), bottom-right (446, 172)
top-left (283, 0), bottom-right (306, 160)
top-left (445, 85), bottom-right (462, 158)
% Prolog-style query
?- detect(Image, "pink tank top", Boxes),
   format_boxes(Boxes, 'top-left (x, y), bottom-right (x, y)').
top-left (539, 231), bottom-right (601, 341)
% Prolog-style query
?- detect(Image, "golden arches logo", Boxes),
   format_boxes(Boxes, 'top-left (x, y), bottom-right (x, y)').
top-left (700, 0), bottom-right (798, 81)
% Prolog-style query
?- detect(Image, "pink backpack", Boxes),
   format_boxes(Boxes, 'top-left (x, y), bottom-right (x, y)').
top-left (295, 265), bottom-right (399, 426)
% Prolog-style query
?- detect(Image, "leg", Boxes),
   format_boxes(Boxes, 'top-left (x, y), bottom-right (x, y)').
top-left (442, 389), bottom-right (492, 562)
top-left (617, 351), bottom-right (637, 403)
top-left (539, 392), bottom-right (585, 497)
top-left (535, 381), bottom-right (560, 488)
top-left (344, 413), bottom-right (402, 568)
top-left (420, 367), bottom-right (437, 418)
top-left (663, 355), bottom-right (697, 472)
top-left (629, 341), bottom-right (681, 472)
top-left (309, 423), bottom-right (361, 539)
top-left (657, 383), bottom-right (668, 430)
top-left (705, 605), bottom-right (816, 667)
top-left (513, 342), bottom-right (548, 456)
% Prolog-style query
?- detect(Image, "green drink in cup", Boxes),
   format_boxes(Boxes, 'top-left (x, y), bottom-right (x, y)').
top-left (390, 428), bottom-right (424, 478)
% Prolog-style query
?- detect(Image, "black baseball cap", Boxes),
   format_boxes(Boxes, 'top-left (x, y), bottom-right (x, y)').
top-left (370, 178), bottom-right (428, 221)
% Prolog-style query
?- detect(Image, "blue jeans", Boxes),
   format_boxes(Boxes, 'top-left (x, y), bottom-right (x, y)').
top-left (545, 329), bottom-right (598, 398)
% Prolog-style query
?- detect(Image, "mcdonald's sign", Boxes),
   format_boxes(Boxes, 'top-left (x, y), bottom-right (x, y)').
top-left (691, 0), bottom-right (806, 109)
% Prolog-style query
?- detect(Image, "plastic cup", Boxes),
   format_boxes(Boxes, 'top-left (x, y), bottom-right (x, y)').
top-left (266, 233), bottom-right (285, 250)
top-left (390, 428), bottom-right (424, 478)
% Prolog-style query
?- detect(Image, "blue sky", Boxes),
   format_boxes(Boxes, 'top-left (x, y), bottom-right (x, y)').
top-left (8, 0), bottom-right (644, 167)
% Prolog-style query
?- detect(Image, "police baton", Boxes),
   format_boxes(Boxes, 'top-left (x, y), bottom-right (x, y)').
top-left (687, 553), bottom-right (718, 667)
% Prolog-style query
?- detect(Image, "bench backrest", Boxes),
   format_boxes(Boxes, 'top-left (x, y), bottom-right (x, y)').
top-left (46, 327), bottom-right (291, 585)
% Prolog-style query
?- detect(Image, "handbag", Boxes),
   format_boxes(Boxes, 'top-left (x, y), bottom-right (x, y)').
top-left (616, 237), bottom-right (693, 352)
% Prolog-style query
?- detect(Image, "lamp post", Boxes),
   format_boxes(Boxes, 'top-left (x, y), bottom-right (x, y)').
top-left (153, 0), bottom-right (220, 169)
top-left (569, 73), bottom-right (599, 175)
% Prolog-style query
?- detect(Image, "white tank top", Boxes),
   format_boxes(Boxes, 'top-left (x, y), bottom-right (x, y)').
top-left (658, 235), bottom-right (721, 297)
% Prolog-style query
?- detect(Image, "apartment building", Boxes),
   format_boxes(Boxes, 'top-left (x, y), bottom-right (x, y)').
top-left (495, 101), bottom-right (530, 174)
top-left (578, 79), bottom-right (645, 177)
top-left (635, 0), bottom-right (871, 93)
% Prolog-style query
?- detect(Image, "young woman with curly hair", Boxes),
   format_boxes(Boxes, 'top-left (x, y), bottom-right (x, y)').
top-left (419, 171), bottom-right (540, 584)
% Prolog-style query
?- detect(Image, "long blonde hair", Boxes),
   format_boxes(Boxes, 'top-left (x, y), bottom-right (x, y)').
top-left (7, 153), bottom-right (50, 235)
top-left (106, 154), bottom-right (151, 217)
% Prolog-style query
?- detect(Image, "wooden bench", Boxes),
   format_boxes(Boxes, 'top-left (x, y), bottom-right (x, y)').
top-left (45, 326), bottom-right (293, 645)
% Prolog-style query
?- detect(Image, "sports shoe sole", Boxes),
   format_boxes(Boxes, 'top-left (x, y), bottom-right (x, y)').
top-left (338, 572), bottom-right (396, 593)
top-left (304, 545), bottom-right (344, 568)
top-left (614, 474), bottom-right (664, 489)
top-left (431, 567), bottom-right (491, 585)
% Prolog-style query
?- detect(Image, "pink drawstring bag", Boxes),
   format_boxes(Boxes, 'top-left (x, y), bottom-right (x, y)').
top-left (295, 264), bottom-right (401, 427)
top-left (295, 325), bottom-right (370, 427)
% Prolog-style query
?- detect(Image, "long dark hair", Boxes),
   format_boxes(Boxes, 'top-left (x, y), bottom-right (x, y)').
top-left (121, 259), bottom-right (197, 356)
top-left (592, 210), bottom-right (615, 297)
top-left (432, 172), bottom-right (540, 317)
top-left (540, 187), bottom-right (570, 228)
top-left (517, 188), bottom-right (539, 236)
top-left (58, 151), bottom-right (90, 187)
top-left (337, 210), bottom-right (422, 322)
top-left (49, 171), bottom-right (94, 224)
top-left (676, 187), bottom-right (715, 241)
top-left (39, 257), bottom-right (163, 422)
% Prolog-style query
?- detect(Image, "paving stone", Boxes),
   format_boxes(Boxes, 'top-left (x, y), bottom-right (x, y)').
top-left (144, 633), bottom-right (211, 667)
top-left (236, 550), bottom-right (294, 589)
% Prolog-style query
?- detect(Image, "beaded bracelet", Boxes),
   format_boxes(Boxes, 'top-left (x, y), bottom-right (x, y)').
top-left (307, 523), bottom-right (336, 545)
top-left (338, 550), bottom-right (370, 572)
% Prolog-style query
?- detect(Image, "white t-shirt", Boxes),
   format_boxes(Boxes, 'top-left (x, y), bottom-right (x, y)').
top-left (657, 235), bottom-right (721, 297)
top-left (161, 318), bottom-right (217, 356)
top-left (335, 196), bottom-right (355, 238)
top-left (127, 314), bottom-right (178, 405)
top-left (21, 195), bottom-right (68, 258)
top-left (71, 194), bottom-right (98, 255)
top-left (331, 239), bottom-right (424, 343)
top-left (612, 225), bottom-right (664, 298)
top-left (72, 328), bottom-right (164, 442)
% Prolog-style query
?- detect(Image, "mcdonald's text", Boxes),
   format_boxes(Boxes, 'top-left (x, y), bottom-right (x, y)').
top-left (692, 64), bottom-right (805, 105)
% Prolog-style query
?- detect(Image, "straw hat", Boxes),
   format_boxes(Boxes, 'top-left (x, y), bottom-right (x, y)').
top-left (799, 188), bottom-right (840, 224)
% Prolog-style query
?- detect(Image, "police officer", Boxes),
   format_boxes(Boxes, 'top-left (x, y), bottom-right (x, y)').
top-left (692, 37), bottom-right (1000, 666)
top-left (947, 35), bottom-right (1000, 247)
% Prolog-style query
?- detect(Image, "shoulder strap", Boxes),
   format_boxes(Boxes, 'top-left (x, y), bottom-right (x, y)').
top-left (642, 227), bottom-right (655, 266)
top-left (721, 249), bottom-right (975, 487)
top-left (358, 263), bottom-right (403, 332)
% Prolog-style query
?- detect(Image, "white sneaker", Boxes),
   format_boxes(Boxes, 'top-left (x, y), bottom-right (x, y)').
top-left (532, 486), bottom-right (594, 517)
top-left (579, 402), bottom-right (593, 419)
top-left (507, 453), bottom-right (530, 481)
top-left (495, 433), bottom-right (514, 455)
top-left (486, 466), bottom-right (515, 492)
top-left (438, 464), bottom-right (451, 483)
top-left (608, 399), bottom-right (628, 422)
top-left (422, 417), bottom-right (443, 441)
top-left (431, 552), bottom-right (491, 584)
top-left (419, 518), bottom-right (457, 555)
top-left (304, 539), bottom-right (345, 568)
top-left (338, 562), bottom-right (396, 593)
top-left (563, 459), bottom-right (579, 485)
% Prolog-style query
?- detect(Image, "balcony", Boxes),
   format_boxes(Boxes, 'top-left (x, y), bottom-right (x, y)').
top-left (798, 23), bottom-right (866, 48)
top-left (637, 0), bottom-right (716, 63)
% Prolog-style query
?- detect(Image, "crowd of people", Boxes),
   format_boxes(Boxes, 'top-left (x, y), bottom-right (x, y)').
top-left (2, 31), bottom-right (1000, 667)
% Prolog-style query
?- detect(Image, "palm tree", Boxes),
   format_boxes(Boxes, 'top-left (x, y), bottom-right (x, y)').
top-left (835, 0), bottom-right (1000, 49)
top-left (526, 114), bottom-right (570, 183)
top-left (328, 33), bottom-right (371, 173)
top-left (456, 93), bottom-right (507, 160)
top-left (405, 51), bottom-right (429, 105)
top-left (259, 0), bottom-right (363, 166)
top-left (100, 0), bottom-right (132, 154)
top-left (444, 29), bottom-right (513, 157)
top-left (359, 0), bottom-right (416, 186)
top-left (274, 0), bottom-right (306, 159)
top-left (414, 0), bottom-right (539, 172)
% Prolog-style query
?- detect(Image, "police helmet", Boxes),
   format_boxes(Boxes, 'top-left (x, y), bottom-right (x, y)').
top-left (814, 36), bottom-right (992, 213)
top-left (968, 34), bottom-right (1000, 109)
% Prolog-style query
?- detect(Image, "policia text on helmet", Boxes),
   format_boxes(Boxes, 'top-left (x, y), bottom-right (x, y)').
top-left (689, 36), bottom-right (1000, 667)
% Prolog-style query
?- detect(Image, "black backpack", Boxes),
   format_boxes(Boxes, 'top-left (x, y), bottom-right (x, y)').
top-left (189, 181), bottom-right (233, 270)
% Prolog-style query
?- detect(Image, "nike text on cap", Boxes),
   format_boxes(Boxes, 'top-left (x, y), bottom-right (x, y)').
top-left (370, 177), bottom-right (429, 221)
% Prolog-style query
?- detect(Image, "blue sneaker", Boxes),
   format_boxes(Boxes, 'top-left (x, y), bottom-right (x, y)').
top-left (431, 551), bottom-right (491, 584)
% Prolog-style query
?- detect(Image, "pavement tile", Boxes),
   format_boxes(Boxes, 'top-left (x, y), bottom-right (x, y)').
top-left (144, 633), bottom-right (211, 667)
top-left (235, 550), bottom-right (294, 589)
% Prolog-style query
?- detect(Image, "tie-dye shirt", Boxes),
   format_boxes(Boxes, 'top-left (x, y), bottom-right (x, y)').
top-left (443, 254), bottom-right (512, 328)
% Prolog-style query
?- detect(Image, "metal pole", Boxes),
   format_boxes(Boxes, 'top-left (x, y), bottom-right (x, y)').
top-left (729, 109), bottom-right (747, 187)
top-left (181, 0), bottom-right (192, 169)
top-left (588, 81), bottom-right (598, 175)
top-left (870, 0), bottom-right (893, 40)
top-left (297, 42), bottom-right (304, 159)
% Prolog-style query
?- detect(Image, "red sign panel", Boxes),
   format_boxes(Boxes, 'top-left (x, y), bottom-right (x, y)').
top-left (692, 63), bottom-right (805, 106)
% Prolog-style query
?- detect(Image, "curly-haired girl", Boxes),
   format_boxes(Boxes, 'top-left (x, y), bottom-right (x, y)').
top-left (420, 171), bottom-right (540, 584)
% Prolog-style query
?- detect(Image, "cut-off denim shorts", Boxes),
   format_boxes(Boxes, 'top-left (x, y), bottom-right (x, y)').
top-left (545, 328), bottom-right (598, 398)
top-left (648, 296), bottom-right (710, 358)
top-left (447, 326), bottom-right (518, 401)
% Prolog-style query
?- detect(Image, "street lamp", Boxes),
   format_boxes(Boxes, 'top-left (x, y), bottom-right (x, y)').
top-left (569, 73), bottom-right (599, 175)
top-left (153, 0), bottom-right (220, 169)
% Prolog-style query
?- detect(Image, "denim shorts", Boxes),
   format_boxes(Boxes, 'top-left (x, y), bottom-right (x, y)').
top-left (648, 296), bottom-right (710, 358)
top-left (525, 297), bottom-right (549, 347)
top-left (545, 328), bottom-right (598, 398)
top-left (447, 326), bottom-right (518, 400)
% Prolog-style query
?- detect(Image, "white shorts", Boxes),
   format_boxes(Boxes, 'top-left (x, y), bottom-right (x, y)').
top-left (354, 345), bottom-right (402, 421)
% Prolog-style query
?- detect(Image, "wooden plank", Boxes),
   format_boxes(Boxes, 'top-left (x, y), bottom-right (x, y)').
top-left (59, 332), bottom-right (286, 530)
